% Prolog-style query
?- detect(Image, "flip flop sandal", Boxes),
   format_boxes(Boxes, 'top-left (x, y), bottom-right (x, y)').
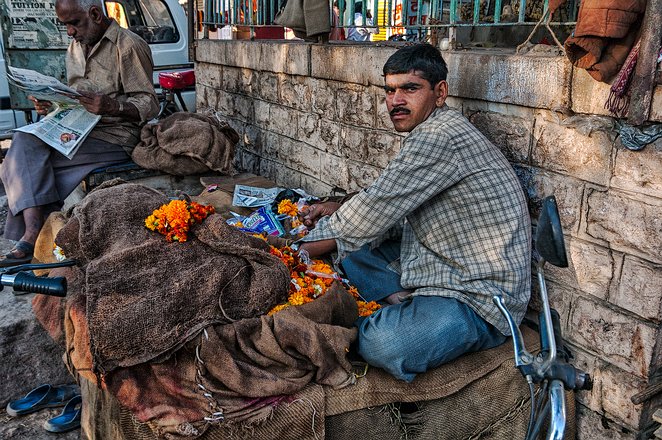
top-left (0, 240), bottom-right (34, 268)
top-left (43, 395), bottom-right (82, 433)
top-left (5, 384), bottom-right (80, 417)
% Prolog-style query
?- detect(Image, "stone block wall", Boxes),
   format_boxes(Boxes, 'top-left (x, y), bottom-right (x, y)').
top-left (195, 39), bottom-right (662, 438)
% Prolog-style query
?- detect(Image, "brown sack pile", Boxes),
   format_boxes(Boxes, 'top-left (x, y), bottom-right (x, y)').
top-left (132, 112), bottom-right (238, 176)
top-left (54, 180), bottom-right (291, 374)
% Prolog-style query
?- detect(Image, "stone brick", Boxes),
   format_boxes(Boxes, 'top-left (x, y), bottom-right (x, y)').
top-left (222, 67), bottom-right (255, 95)
top-left (651, 86), bottom-right (662, 123)
top-left (196, 84), bottom-right (218, 110)
top-left (445, 51), bottom-right (572, 110)
top-left (262, 130), bottom-right (284, 161)
top-left (374, 86), bottom-right (392, 131)
top-left (336, 83), bottom-right (375, 127)
top-left (299, 114), bottom-right (340, 155)
top-left (279, 75), bottom-right (312, 111)
top-left (256, 71), bottom-right (280, 103)
top-left (611, 138), bottom-right (662, 199)
top-left (611, 255), bottom-right (662, 322)
top-left (319, 152), bottom-right (350, 190)
top-left (258, 158), bottom-right (303, 189)
top-left (364, 130), bottom-right (402, 169)
top-left (576, 404), bottom-right (636, 440)
top-left (570, 79), bottom-right (661, 122)
top-left (347, 160), bottom-right (381, 192)
top-left (599, 364), bottom-right (646, 428)
top-left (309, 78), bottom-right (337, 119)
top-left (215, 90), bottom-right (234, 117)
top-left (515, 167), bottom-right (584, 234)
top-left (529, 280), bottom-right (573, 333)
top-left (257, 41), bottom-right (310, 76)
top-left (310, 45), bottom-right (395, 86)
top-left (570, 68), bottom-right (612, 118)
top-left (532, 112), bottom-right (613, 186)
top-left (338, 125), bottom-right (369, 162)
top-left (267, 104), bottom-right (298, 138)
top-left (569, 295), bottom-right (655, 378)
top-left (231, 93), bottom-right (254, 124)
top-left (300, 174), bottom-right (335, 198)
top-left (465, 104), bottom-right (534, 164)
top-left (236, 149), bottom-right (260, 175)
top-left (560, 237), bottom-right (614, 300)
top-left (195, 62), bottom-right (223, 89)
top-left (586, 189), bottom-right (662, 263)
top-left (242, 124), bottom-right (262, 155)
top-left (283, 139), bottom-right (321, 179)
top-left (195, 39), bottom-right (229, 65)
top-left (254, 100), bottom-right (271, 130)
top-left (569, 346), bottom-right (606, 414)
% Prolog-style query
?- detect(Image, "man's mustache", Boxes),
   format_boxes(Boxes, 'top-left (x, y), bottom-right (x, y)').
top-left (390, 107), bottom-right (410, 116)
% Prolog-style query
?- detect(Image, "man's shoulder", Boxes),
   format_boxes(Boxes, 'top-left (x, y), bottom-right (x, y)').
top-left (106, 21), bottom-right (151, 53)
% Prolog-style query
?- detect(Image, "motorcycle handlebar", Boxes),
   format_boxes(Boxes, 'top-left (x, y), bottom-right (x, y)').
top-left (1, 272), bottom-right (67, 297)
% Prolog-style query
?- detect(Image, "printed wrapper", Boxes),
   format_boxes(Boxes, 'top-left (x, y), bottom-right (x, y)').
top-left (231, 206), bottom-right (286, 236)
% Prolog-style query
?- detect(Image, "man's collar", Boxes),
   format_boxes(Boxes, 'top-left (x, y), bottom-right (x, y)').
top-left (100, 20), bottom-right (121, 45)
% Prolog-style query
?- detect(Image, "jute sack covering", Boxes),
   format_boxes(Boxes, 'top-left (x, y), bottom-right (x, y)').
top-left (78, 326), bottom-right (575, 440)
top-left (53, 179), bottom-right (291, 374)
top-left (132, 112), bottom-right (238, 176)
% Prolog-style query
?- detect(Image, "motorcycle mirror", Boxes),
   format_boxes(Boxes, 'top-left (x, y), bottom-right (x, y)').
top-left (536, 196), bottom-right (568, 268)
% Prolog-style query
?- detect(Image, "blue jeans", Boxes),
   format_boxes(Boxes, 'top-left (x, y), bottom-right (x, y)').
top-left (342, 242), bottom-right (507, 382)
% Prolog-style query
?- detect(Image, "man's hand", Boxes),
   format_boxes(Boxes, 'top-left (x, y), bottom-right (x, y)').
top-left (76, 91), bottom-right (119, 115)
top-left (301, 201), bottom-right (341, 228)
top-left (27, 95), bottom-right (52, 116)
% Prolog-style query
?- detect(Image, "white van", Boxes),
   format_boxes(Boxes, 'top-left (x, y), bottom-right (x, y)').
top-left (0, 0), bottom-right (194, 136)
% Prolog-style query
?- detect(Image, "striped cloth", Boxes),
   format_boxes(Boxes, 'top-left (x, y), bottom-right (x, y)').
top-left (303, 105), bottom-right (532, 335)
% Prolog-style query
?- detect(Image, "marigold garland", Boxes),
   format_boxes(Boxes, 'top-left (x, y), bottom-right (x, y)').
top-left (145, 199), bottom-right (215, 242)
top-left (266, 244), bottom-right (381, 317)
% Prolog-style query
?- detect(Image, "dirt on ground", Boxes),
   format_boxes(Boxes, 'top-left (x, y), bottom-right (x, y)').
top-left (0, 408), bottom-right (81, 439)
top-left (0, 138), bottom-right (80, 439)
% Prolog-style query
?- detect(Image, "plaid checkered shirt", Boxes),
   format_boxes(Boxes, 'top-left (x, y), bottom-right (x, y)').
top-left (303, 105), bottom-right (532, 335)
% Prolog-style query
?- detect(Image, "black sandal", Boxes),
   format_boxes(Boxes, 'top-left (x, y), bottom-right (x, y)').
top-left (0, 240), bottom-right (34, 267)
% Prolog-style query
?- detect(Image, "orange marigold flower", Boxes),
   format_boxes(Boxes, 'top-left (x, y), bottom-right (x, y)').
top-left (145, 200), bottom-right (214, 243)
top-left (277, 199), bottom-right (298, 217)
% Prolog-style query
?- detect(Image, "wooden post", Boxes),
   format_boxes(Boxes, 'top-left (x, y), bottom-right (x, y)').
top-left (627, 0), bottom-right (662, 126)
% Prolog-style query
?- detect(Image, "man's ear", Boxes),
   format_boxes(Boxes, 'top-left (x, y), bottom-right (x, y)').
top-left (89, 5), bottom-right (104, 23)
top-left (435, 80), bottom-right (448, 107)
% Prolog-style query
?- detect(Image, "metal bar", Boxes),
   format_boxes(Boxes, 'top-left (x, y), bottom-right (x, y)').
top-left (494, 0), bottom-right (501, 23)
top-left (518, 0), bottom-right (526, 22)
top-left (401, 0), bottom-right (408, 29)
top-left (449, 0), bottom-right (457, 23)
top-left (473, 0), bottom-right (479, 24)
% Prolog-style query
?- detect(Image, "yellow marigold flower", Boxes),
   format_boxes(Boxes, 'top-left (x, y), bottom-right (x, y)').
top-left (277, 199), bottom-right (298, 217)
top-left (268, 303), bottom-right (290, 315)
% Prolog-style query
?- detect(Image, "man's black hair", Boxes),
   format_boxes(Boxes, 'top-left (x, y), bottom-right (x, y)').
top-left (354, 1), bottom-right (363, 13)
top-left (383, 43), bottom-right (448, 87)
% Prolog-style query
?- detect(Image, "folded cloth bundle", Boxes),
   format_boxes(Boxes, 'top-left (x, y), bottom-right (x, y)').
top-left (564, 0), bottom-right (646, 83)
top-left (132, 112), bottom-right (238, 176)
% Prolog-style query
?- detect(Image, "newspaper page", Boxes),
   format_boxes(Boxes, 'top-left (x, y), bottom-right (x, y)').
top-left (232, 185), bottom-right (284, 207)
top-left (7, 66), bottom-right (100, 159)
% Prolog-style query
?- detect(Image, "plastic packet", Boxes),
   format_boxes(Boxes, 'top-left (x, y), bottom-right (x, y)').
top-left (235, 206), bottom-right (285, 236)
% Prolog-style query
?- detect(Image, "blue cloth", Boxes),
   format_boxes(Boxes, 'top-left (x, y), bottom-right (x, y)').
top-left (342, 239), bottom-right (507, 382)
top-left (340, 239), bottom-right (404, 302)
top-left (356, 296), bottom-right (506, 382)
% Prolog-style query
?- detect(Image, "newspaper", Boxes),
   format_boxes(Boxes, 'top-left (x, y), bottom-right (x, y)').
top-left (7, 66), bottom-right (100, 159)
top-left (232, 185), bottom-right (284, 207)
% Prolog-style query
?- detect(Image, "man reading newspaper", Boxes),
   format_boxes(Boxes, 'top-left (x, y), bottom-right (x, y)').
top-left (0, 0), bottom-right (158, 266)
